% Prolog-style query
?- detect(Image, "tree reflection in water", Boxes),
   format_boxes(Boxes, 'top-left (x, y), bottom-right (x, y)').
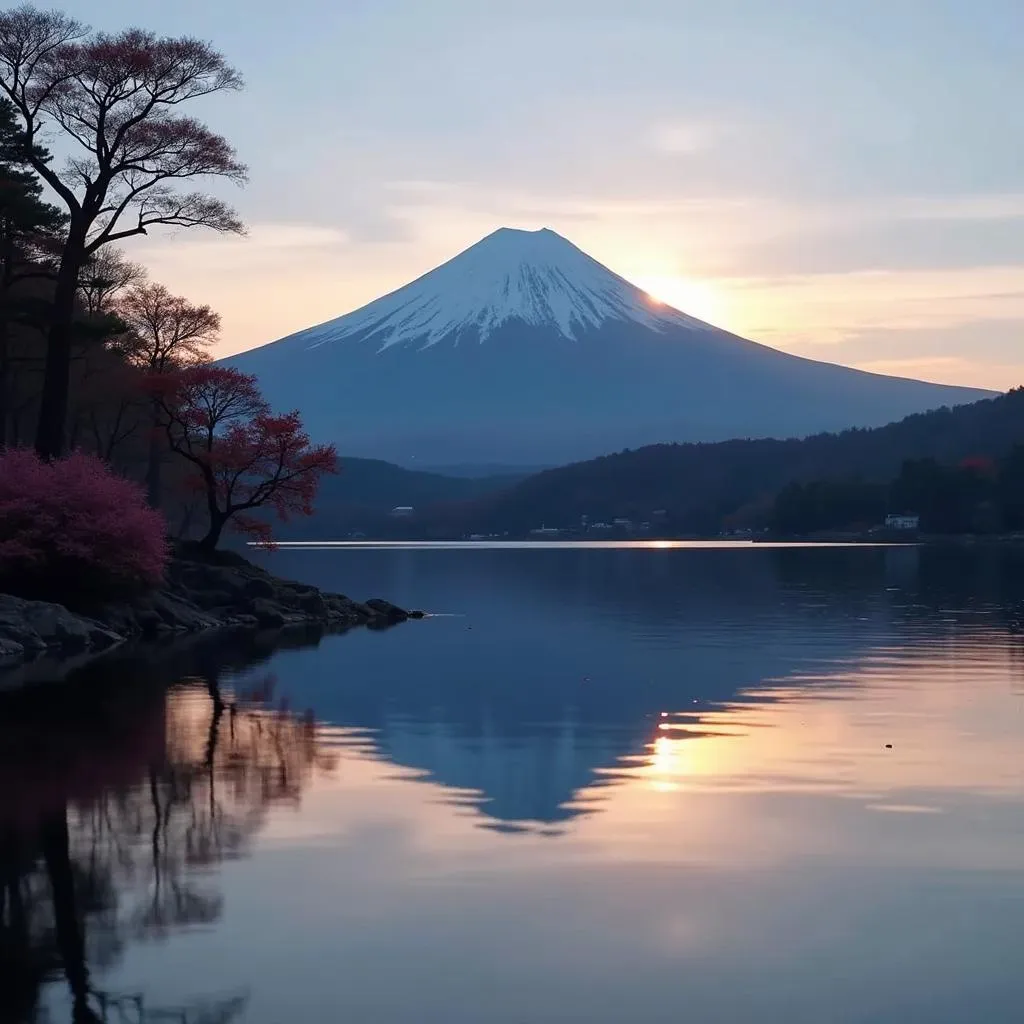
top-left (0, 633), bottom-right (337, 1024)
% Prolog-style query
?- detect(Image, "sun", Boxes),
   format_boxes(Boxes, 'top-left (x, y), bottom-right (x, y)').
top-left (632, 274), bottom-right (727, 328)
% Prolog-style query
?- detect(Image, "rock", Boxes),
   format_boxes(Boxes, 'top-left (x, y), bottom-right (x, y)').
top-left (242, 577), bottom-right (276, 600)
top-left (248, 599), bottom-right (287, 630)
top-left (211, 609), bottom-right (261, 629)
top-left (0, 635), bottom-right (25, 659)
top-left (134, 609), bottom-right (165, 638)
top-left (364, 598), bottom-right (410, 625)
top-left (293, 589), bottom-right (328, 618)
top-left (0, 594), bottom-right (124, 657)
top-left (88, 604), bottom-right (134, 637)
top-left (86, 626), bottom-right (121, 650)
top-left (347, 601), bottom-right (375, 620)
top-left (148, 592), bottom-right (220, 632)
top-left (188, 587), bottom-right (237, 611)
top-left (0, 544), bottom-right (417, 678)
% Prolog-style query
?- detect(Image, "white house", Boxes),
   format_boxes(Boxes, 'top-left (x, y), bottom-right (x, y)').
top-left (884, 513), bottom-right (920, 531)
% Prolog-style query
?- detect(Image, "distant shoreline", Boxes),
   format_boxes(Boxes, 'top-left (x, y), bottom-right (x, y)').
top-left (256, 533), bottom-right (1024, 548)
top-left (252, 538), bottom-right (906, 550)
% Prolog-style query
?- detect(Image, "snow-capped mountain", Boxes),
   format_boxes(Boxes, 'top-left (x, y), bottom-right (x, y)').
top-left (227, 227), bottom-right (993, 467)
top-left (300, 226), bottom-right (708, 350)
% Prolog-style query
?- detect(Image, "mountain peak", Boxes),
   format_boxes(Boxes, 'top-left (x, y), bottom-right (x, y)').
top-left (477, 225), bottom-right (566, 246)
top-left (292, 226), bottom-right (707, 354)
top-left (487, 225), bottom-right (556, 236)
top-left (447, 224), bottom-right (585, 266)
top-left (479, 225), bottom-right (559, 239)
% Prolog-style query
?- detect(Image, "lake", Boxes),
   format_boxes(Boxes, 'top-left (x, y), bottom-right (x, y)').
top-left (5, 542), bottom-right (1024, 1023)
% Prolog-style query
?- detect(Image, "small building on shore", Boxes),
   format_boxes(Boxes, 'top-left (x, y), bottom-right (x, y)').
top-left (884, 513), bottom-right (920, 531)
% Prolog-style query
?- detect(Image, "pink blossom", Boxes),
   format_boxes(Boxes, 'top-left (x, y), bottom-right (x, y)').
top-left (0, 448), bottom-right (168, 599)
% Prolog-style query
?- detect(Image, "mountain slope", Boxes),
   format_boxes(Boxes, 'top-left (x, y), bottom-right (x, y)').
top-left (228, 227), bottom-right (993, 466)
top-left (318, 457), bottom-right (521, 508)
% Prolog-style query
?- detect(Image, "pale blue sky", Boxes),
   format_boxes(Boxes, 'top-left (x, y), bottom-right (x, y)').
top-left (63, 0), bottom-right (1024, 387)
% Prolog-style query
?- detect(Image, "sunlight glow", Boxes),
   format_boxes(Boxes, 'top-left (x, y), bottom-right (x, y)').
top-left (633, 274), bottom-right (729, 328)
top-left (650, 735), bottom-right (687, 781)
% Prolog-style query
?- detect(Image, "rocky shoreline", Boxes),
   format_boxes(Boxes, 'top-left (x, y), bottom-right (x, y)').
top-left (0, 543), bottom-right (421, 670)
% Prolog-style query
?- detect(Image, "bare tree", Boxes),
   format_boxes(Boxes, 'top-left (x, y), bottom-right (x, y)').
top-left (78, 247), bottom-right (146, 319)
top-left (115, 283), bottom-right (218, 375)
top-left (115, 282), bottom-right (219, 504)
top-left (0, 6), bottom-right (246, 459)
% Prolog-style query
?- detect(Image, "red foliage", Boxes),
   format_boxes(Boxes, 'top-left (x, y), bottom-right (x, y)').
top-left (0, 448), bottom-right (168, 600)
top-left (150, 365), bottom-right (337, 548)
top-left (960, 455), bottom-right (996, 476)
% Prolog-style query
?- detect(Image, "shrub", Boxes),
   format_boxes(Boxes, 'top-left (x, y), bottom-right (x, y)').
top-left (0, 448), bottom-right (168, 604)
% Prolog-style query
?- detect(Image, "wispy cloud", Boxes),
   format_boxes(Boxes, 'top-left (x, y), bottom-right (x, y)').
top-left (370, 181), bottom-right (1024, 277)
top-left (133, 223), bottom-right (350, 273)
top-left (719, 265), bottom-right (1024, 345)
top-left (895, 194), bottom-right (1024, 223)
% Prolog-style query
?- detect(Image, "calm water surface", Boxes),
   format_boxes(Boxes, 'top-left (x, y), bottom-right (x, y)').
top-left (5, 543), bottom-right (1024, 1023)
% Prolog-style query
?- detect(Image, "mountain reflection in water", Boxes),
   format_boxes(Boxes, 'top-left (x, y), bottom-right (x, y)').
top-left (4, 543), bottom-right (1024, 1023)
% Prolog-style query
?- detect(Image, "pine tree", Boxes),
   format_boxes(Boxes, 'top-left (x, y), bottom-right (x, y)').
top-left (0, 97), bottom-right (64, 446)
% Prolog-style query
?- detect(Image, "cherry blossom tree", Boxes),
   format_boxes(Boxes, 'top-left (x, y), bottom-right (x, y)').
top-left (150, 365), bottom-right (337, 550)
top-left (0, 446), bottom-right (167, 600)
top-left (0, 6), bottom-right (247, 459)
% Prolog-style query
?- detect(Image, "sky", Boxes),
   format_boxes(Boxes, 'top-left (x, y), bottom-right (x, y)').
top-left (63, 0), bottom-right (1024, 389)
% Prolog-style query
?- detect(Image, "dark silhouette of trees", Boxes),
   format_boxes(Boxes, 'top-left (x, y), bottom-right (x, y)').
top-left (66, 249), bottom-right (147, 461)
top-left (768, 453), bottom-right (1022, 537)
top-left (77, 249), bottom-right (145, 320)
top-left (115, 284), bottom-right (218, 377)
top-left (0, 6), bottom-right (246, 460)
top-left (461, 389), bottom-right (1024, 538)
top-left (770, 478), bottom-right (886, 535)
top-left (114, 283), bottom-right (219, 506)
top-left (887, 458), bottom-right (991, 534)
top-left (997, 445), bottom-right (1024, 531)
top-left (0, 95), bottom-right (63, 447)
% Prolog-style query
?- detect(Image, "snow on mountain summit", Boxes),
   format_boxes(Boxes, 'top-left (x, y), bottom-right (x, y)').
top-left (292, 226), bottom-right (708, 352)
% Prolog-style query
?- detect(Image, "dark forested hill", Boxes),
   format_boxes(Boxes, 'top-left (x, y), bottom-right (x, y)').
top-left (320, 458), bottom-right (521, 508)
top-left (455, 390), bottom-right (1024, 535)
top-left (272, 458), bottom-right (523, 538)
